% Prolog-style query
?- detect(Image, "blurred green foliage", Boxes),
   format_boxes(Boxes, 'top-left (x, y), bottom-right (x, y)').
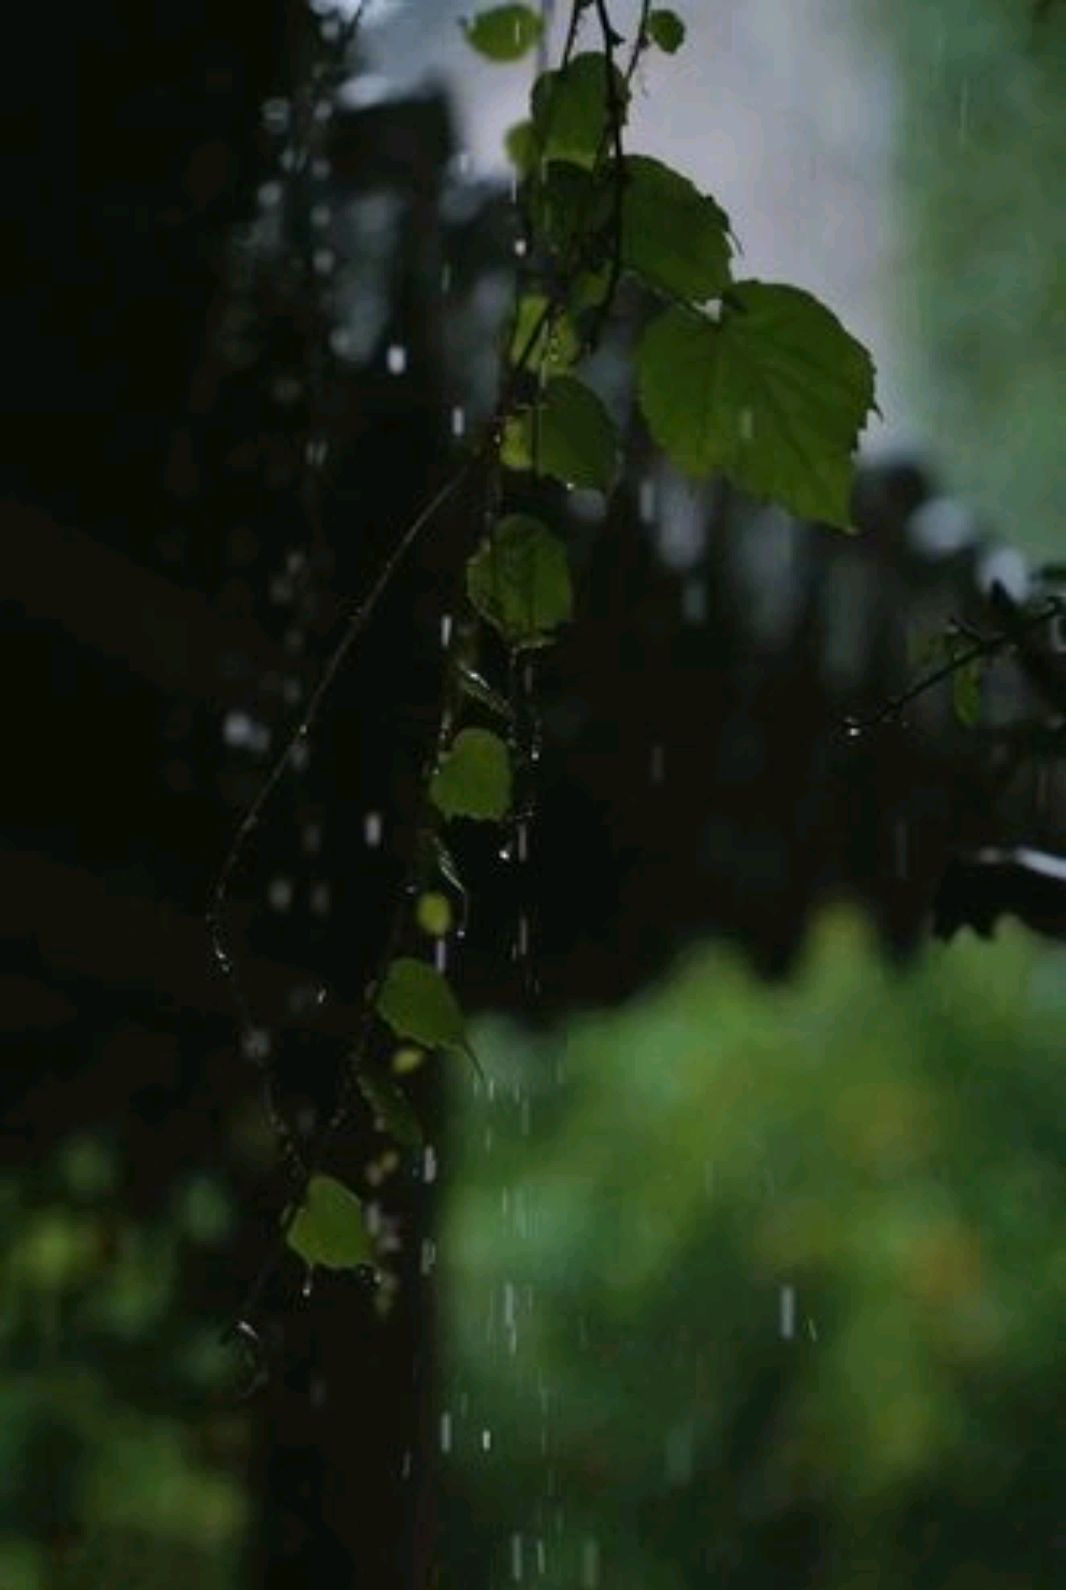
top-left (441, 912), bottom-right (1066, 1587)
top-left (876, 0), bottom-right (1065, 556)
top-left (0, 1138), bottom-right (248, 1588)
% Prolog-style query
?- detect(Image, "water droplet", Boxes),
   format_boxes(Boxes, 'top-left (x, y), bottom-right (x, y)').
top-left (638, 477), bottom-right (657, 524)
top-left (580, 1537), bottom-right (600, 1588)
top-left (441, 262), bottom-right (453, 293)
top-left (301, 1267), bottom-right (315, 1300)
top-left (440, 1410), bottom-right (453, 1453)
top-left (386, 343), bottom-right (408, 376)
top-left (257, 180), bottom-right (283, 210)
top-left (450, 406), bottom-right (466, 438)
top-left (364, 811), bottom-right (383, 848)
top-left (516, 822), bottom-right (530, 863)
top-left (513, 236), bottom-right (528, 258)
top-left (261, 97), bottom-right (290, 135)
top-left (420, 1237), bottom-right (436, 1276)
top-left (422, 1144), bottom-right (438, 1185)
top-left (739, 406), bottom-right (755, 442)
top-left (313, 247), bottom-right (335, 276)
top-left (511, 1532), bottom-right (524, 1581)
top-left (480, 1427), bottom-right (492, 1452)
top-left (434, 938), bottom-right (448, 973)
top-left (440, 613), bottom-right (453, 648)
top-left (241, 1027), bottom-right (272, 1061)
top-left (650, 743), bottom-right (665, 785)
top-left (779, 1283), bottom-right (796, 1340)
top-left (842, 717), bottom-right (863, 742)
top-left (268, 877), bottom-right (293, 912)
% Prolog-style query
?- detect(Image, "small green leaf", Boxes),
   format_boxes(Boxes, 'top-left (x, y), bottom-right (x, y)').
top-left (431, 728), bottom-right (512, 820)
top-left (416, 890), bottom-right (454, 937)
top-left (646, 9), bottom-right (686, 52)
top-left (357, 1069), bottom-right (424, 1148)
top-left (467, 515), bottom-right (574, 648)
top-left (637, 283), bottom-right (876, 526)
top-left (504, 119), bottom-right (536, 175)
top-left (377, 957), bottom-right (467, 1050)
top-left (531, 53), bottom-right (629, 169)
top-left (510, 293), bottom-right (581, 377)
top-left (464, 5), bottom-right (543, 61)
top-left (286, 1175), bottom-right (373, 1271)
top-left (502, 375), bottom-right (618, 492)
top-left (621, 156), bottom-right (731, 303)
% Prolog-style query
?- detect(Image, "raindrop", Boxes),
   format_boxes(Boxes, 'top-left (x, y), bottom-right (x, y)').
top-left (441, 262), bottom-right (453, 293)
top-left (580, 1538), bottom-right (600, 1588)
top-left (329, 326), bottom-right (352, 357)
top-left (241, 1027), bottom-right (272, 1061)
top-left (268, 877), bottom-right (294, 912)
top-left (313, 99), bottom-right (334, 124)
top-left (511, 1533), bottom-right (524, 1581)
top-left (400, 1448), bottom-right (412, 1480)
top-left (806, 1315), bottom-right (819, 1343)
top-left (440, 1410), bottom-right (453, 1453)
top-left (498, 839), bottom-right (514, 863)
top-left (386, 343), bottom-right (408, 376)
top-left (301, 1267), bottom-right (315, 1300)
top-left (283, 676), bottom-right (303, 705)
top-left (842, 716), bottom-right (863, 742)
top-left (450, 405), bottom-right (466, 438)
top-left (739, 406), bottom-right (755, 442)
top-left (638, 477), bottom-right (657, 524)
top-left (311, 202), bottom-right (331, 228)
top-left (779, 1283), bottom-right (796, 1341)
top-left (480, 1427), bottom-right (492, 1452)
top-left (434, 939), bottom-right (448, 973)
top-left (420, 1237), bottom-right (436, 1275)
top-left (441, 613), bottom-right (453, 647)
top-left (536, 1540), bottom-right (546, 1576)
top-left (364, 811), bottom-right (383, 848)
top-left (306, 437), bottom-right (328, 468)
top-left (261, 97), bottom-right (290, 136)
top-left (313, 247), bottom-right (335, 276)
top-left (517, 822), bottom-right (530, 863)
top-left (893, 818), bottom-right (909, 880)
top-left (650, 743), bottom-right (665, 785)
top-left (514, 914), bottom-right (530, 959)
top-left (514, 237), bottom-right (528, 258)
top-left (258, 180), bottom-right (283, 210)
top-left (302, 822), bottom-right (323, 855)
top-left (422, 1144), bottom-right (438, 1185)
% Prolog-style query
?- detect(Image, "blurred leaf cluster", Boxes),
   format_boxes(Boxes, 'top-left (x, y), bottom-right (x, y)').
top-left (441, 912), bottom-right (1066, 1588)
top-left (0, 1138), bottom-right (248, 1588)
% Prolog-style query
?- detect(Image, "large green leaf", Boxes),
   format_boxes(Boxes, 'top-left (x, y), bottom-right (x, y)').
top-left (531, 53), bottom-right (629, 169)
top-left (286, 1175), bottom-right (372, 1271)
top-left (430, 728), bottom-right (512, 821)
top-left (636, 282), bottom-right (877, 526)
top-left (502, 375), bottom-right (618, 492)
top-left (376, 958), bottom-right (467, 1050)
top-left (467, 515), bottom-right (574, 649)
top-left (464, 5), bottom-right (543, 61)
top-left (621, 155), bottom-right (731, 304)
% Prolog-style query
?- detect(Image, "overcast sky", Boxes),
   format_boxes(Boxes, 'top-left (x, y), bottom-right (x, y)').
top-left (357, 0), bottom-right (913, 454)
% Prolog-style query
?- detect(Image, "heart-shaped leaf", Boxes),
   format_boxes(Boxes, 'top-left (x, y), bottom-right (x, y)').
top-left (637, 282), bottom-right (876, 526)
top-left (467, 515), bottom-right (573, 649)
top-left (286, 1175), bottom-right (373, 1271)
top-left (464, 5), bottom-right (543, 62)
top-left (376, 958), bottom-right (467, 1050)
top-left (430, 728), bottom-right (512, 821)
top-left (502, 375), bottom-right (618, 492)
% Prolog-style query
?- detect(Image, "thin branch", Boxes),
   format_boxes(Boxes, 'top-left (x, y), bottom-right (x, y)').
top-left (843, 596), bottom-right (1063, 735)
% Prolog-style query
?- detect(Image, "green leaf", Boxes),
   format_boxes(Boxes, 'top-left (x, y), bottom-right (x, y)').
top-left (416, 890), bottom-right (454, 937)
top-left (504, 119), bottom-right (536, 175)
top-left (621, 155), bottom-right (731, 303)
top-left (467, 515), bottom-right (574, 648)
top-left (356, 1068), bottom-right (424, 1149)
top-left (286, 1175), bottom-right (373, 1271)
top-left (529, 161), bottom-right (611, 261)
top-left (510, 293), bottom-right (581, 377)
top-left (430, 728), bottom-right (512, 820)
top-left (636, 283), bottom-right (876, 526)
top-left (646, 9), bottom-right (686, 52)
top-left (464, 5), bottom-right (543, 61)
top-left (531, 53), bottom-right (629, 169)
top-left (376, 957), bottom-right (467, 1050)
top-left (502, 375), bottom-right (618, 492)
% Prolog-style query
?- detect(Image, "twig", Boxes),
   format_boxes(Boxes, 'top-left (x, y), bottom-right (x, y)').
top-left (843, 596), bottom-right (1063, 734)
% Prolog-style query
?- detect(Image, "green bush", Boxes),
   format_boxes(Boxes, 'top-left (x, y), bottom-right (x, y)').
top-left (441, 913), bottom-right (1066, 1587)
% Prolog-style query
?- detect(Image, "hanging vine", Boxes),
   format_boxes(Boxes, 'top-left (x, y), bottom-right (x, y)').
top-left (212, 0), bottom-right (885, 1292)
